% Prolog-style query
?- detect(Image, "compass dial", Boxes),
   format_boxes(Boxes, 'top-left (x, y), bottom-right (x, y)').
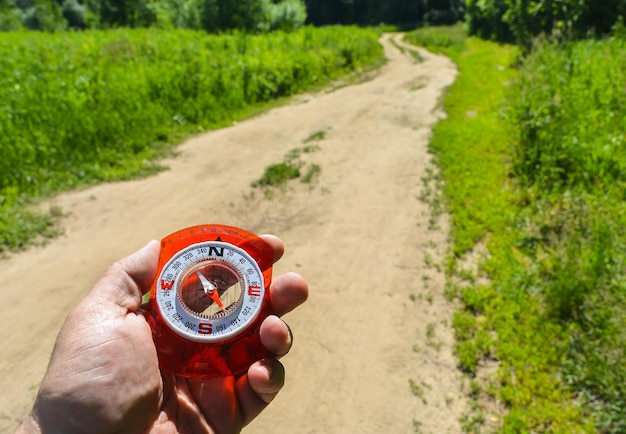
top-left (155, 241), bottom-right (265, 343)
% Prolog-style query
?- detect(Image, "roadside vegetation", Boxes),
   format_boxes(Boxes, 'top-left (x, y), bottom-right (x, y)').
top-left (252, 133), bottom-right (323, 197)
top-left (406, 21), bottom-right (626, 432)
top-left (0, 0), bottom-right (309, 33)
top-left (0, 26), bottom-right (382, 253)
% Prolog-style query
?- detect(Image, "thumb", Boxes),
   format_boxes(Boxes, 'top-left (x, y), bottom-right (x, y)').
top-left (90, 240), bottom-right (160, 311)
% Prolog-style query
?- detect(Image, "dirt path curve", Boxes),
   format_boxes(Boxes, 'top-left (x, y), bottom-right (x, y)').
top-left (0, 34), bottom-right (463, 433)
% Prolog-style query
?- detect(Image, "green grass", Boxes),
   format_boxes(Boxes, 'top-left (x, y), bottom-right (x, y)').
top-left (300, 163), bottom-right (321, 184)
top-left (303, 130), bottom-right (326, 143)
top-left (405, 25), bottom-right (626, 432)
top-left (405, 23), bottom-right (468, 58)
top-left (507, 35), bottom-right (626, 433)
top-left (406, 26), bottom-right (518, 255)
top-left (252, 143), bottom-right (322, 194)
top-left (251, 161), bottom-right (301, 188)
top-left (0, 26), bottom-right (382, 253)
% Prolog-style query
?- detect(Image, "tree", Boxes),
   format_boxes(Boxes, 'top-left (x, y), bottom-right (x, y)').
top-left (303, 0), bottom-right (447, 27)
top-left (465, 0), bottom-right (513, 41)
top-left (423, 0), bottom-right (464, 25)
top-left (0, 0), bottom-right (306, 32)
top-left (167, 0), bottom-right (203, 29)
top-left (0, 0), bottom-right (23, 30)
top-left (214, 0), bottom-right (272, 32)
top-left (61, 0), bottom-right (86, 28)
top-left (466, 0), bottom-right (626, 47)
top-left (22, 0), bottom-right (66, 31)
top-left (269, 0), bottom-right (306, 31)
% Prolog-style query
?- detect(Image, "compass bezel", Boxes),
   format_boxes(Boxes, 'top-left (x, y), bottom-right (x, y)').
top-left (155, 241), bottom-right (265, 343)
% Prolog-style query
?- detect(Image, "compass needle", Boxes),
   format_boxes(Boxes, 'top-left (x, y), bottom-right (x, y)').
top-left (196, 271), bottom-right (214, 293)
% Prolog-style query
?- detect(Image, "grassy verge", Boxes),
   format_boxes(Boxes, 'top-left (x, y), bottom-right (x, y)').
top-left (508, 36), bottom-right (626, 432)
top-left (0, 26), bottom-right (383, 253)
top-left (405, 25), bottom-right (626, 431)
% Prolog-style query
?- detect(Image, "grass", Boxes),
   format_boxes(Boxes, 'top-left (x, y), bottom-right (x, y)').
top-left (409, 379), bottom-right (428, 404)
top-left (303, 130), bottom-right (326, 143)
top-left (251, 161), bottom-right (301, 188)
top-left (252, 141), bottom-right (323, 195)
top-left (405, 23), bottom-right (468, 58)
top-left (404, 25), bottom-right (626, 432)
top-left (0, 26), bottom-right (382, 253)
top-left (389, 37), bottom-right (424, 63)
top-left (301, 164), bottom-right (321, 184)
top-left (507, 35), bottom-right (626, 432)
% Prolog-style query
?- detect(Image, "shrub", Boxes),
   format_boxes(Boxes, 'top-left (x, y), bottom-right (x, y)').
top-left (269, 0), bottom-right (306, 32)
top-left (61, 0), bottom-right (85, 29)
top-left (22, 0), bottom-right (65, 31)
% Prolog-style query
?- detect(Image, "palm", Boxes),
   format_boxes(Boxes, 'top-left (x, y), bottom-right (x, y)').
top-left (21, 237), bottom-right (307, 434)
top-left (30, 287), bottom-right (163, 434)
top-left (151, 375), bottom-right (247, 433)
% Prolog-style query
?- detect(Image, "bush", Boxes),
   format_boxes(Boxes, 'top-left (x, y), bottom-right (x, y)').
top-left (22, 0), bottom-right (65, 31)
top-left (0, 1), bottom-right (23, 31)
top-left (61, 0), bottom-right (85, 29)
top-left (269, 0), bottom-right (306, 32)
top-left (510, 37), bottom-right (626, 192)
top-left (407, 24), bottom-right (626, 430)
top-left (508, 36), bottom-right (626, 430)
top-left (466, 0), bottom-right (626, 46)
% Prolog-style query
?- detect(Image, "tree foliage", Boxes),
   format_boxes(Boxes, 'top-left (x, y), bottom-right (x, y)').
top-left (0, 0), bottom-right (308, 32)
top-left (269, 0), bottom-right (307, 32)
top-left (303, 0), bottom-right (464, 27)
top-left (466, 0), bottom-right (626, 47)
top-left (0, 0), bottom-right (22, 30)
top-left (0, 0), bottom-right (472, 31)
top-left (22, 0), bottom-right (66, 31)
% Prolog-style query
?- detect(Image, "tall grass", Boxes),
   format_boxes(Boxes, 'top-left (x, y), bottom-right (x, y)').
top-left (512, 37), bottom-right (626, 194)
top-left (509, 35), bottom-right (626, 432)
top-left (407, 26), bottom-right (626, 432)
top-left (0, 26), bottom-right (383, 252)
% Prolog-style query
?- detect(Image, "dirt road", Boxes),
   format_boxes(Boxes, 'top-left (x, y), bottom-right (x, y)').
top-left (0, 34), bottom-right (463, 433)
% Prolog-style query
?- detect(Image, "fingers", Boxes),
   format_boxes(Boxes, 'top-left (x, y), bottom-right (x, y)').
top-left (259, 234), bottom-right (285, 263)
top-left (117, 239), bottom-right (161, 293)
top-left (260, 315), bottom-right (292, 357)
top-left (259, 233), bottom-right (308, 315)
top-left (91, 240), bottom-right (160, 311)
top-left (270, 272), bottom-right (309, 316)
top-left (236, 272), bottom-right (304, 425)
top-left (237, 359), bottom-right (286, 426)
top-left (247, 359), bottom-right (285, 403)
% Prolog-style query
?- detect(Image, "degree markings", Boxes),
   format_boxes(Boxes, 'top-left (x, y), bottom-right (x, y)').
top-left (156, 241), bottom-right (264, 343)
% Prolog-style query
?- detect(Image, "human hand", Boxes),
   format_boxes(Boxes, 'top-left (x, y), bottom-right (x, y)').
top-left (17, 235), bottom-right (308, 434)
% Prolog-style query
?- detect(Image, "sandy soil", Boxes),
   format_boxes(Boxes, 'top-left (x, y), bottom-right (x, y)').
top-left (0, 34), bottom-right (464, 433)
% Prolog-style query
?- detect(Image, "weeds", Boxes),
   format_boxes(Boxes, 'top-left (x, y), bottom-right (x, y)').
top-left (303, 130), bottom-right (326, 143)
top-left (252, 144), bottom-right (322, 196)
top-left (409, 379), bottom-right (428, 404)
top-left (405, 24), bottom-right (624, 431)
top-left (506, 34), bottom-right (626, 432)
top-left (251, 161), bottom-right (301, 188)
top-left (301, 164), bottom-right (321, 184)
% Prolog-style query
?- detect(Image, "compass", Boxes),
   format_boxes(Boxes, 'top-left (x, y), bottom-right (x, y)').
top-left (145, 224), bottom-right (274, 378)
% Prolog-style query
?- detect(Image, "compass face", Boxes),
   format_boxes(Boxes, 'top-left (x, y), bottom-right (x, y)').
top-left (155, 241), bottom-right (265, 343)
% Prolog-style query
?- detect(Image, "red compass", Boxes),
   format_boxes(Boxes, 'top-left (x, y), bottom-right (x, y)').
top-left (145, 224), bottom-right (274, 378)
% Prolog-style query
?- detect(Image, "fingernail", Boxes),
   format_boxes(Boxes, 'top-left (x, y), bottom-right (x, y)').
top-left (287, 323), bottom-right (293, 349)
top-left (261, 359), bottom-right (274, 381)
